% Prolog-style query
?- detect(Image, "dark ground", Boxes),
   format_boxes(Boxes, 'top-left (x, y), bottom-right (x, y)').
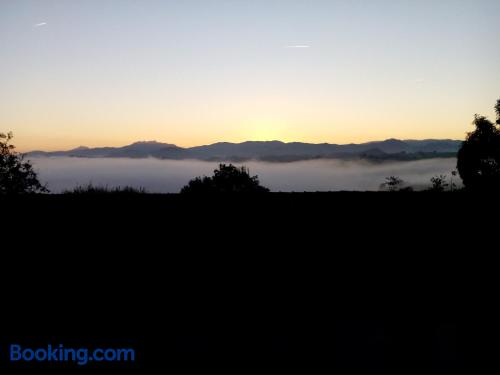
top-left (0, 192), bottom-right (497, 373)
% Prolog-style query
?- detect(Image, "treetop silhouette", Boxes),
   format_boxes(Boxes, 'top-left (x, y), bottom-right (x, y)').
top-left (457, 98), bottom-right (500, 190)
top-left (0, 132), bottom-right (48, 194)
top-left (181, 164), bottom-right (270, 194)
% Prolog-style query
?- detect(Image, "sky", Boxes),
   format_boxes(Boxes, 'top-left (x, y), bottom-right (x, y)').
top-left (1, 0), bottom-right (499, 152)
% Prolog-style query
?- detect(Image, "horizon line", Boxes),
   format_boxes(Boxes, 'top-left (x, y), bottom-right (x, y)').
top-left (25, 137), bottom-right (463, 153)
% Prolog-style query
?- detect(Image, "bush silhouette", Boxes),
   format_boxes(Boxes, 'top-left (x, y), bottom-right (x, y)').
top-left (381, 176), bottom-right (402, 192)
top-left (1, 132), bottom-right (48, 194)
top-left (429, 175), bottom-right (449, 192)
top-left (64, 183), bottom-right (147, 195)
top-left (457, 99), bottom-right (500, 190)
top-left (181, 164), bottom-right (270, 194)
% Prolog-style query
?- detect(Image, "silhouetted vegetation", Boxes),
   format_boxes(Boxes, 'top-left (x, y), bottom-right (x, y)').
top-left (64, 183), bottom-right (147, 195)
top-left (181, 164), bottom-right (270, 194)
top-left (0, 132), bottom-right (48, 194)
top-left (496, 98), bottom-right (500, 125)
top-left (450, 170), bottom-right (459, 192)
top-left (428, 175), bottom-right (449, 192)
top-left (457, 98), bottom-right (500, 190)
top-left (380, 176), bottom-right (413, 192)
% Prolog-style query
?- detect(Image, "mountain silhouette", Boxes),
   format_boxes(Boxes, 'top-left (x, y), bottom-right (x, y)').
top-left (28, 139), bottom-right (461, 162)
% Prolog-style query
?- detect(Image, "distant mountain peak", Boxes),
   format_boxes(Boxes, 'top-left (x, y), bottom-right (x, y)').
top-left (131, 140), bottom-right (163, 145)
top-left (241, 140), bottom-right (284, 145)
top-left (377, 138), bottom-right (407, 144)
top-left (126, 140), bottom-right (180, 149)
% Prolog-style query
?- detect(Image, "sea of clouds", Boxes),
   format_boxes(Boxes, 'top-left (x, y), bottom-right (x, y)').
top-left (30, 157), bottom-right (460, 193)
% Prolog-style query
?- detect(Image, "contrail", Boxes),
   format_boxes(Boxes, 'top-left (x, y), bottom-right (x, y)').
top-left (286, 45), bottom-right (310, 49)
top-left (34, 22), bottom-right (47, 28)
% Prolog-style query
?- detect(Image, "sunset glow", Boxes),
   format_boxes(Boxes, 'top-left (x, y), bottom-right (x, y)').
top-left (1, 0), bottom-right (499, 152)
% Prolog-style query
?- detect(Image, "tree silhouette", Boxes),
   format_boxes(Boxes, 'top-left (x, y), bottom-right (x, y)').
top-left (1, 132), bottom-right (48, 194)
top-left (457, 99), bottom-right (500, 190)
top-left (181, 164), bottom-right (270, 194)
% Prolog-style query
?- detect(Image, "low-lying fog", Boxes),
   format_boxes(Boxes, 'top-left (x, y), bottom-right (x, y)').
top-left (30, 157), bottom-right (460, 193)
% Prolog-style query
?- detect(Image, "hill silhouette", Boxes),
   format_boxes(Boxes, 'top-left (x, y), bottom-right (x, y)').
top-left (28, 138), bottom-right (461, 162)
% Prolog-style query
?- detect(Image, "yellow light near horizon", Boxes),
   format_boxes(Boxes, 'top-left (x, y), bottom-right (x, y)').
top-left (243, 119), bottom-right (289, 142)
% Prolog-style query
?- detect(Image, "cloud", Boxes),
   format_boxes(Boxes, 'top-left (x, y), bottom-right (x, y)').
top-left (285, 45), bottom-right (310, 49)
top-left (34, 22), bottom-right (47, 28)
top-left (31, 157), bottom-right (459, 193)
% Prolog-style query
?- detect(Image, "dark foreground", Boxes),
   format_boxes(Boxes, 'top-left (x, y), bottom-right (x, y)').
top-left (1, 192), bottom-right (496, 373)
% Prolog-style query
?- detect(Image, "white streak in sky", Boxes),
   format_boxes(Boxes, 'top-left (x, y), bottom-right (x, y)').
top-left (286, 45), bottom-right (310, 49)
top-left (34, 22), bottom-right (47, 28)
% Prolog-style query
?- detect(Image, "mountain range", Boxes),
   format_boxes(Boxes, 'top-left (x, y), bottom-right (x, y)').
top-left (28, 139), bottom-right (462, 162)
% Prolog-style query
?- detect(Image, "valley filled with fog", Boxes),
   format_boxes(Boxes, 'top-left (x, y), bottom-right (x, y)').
top-left (30, 157), bottom-right (461, 193)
